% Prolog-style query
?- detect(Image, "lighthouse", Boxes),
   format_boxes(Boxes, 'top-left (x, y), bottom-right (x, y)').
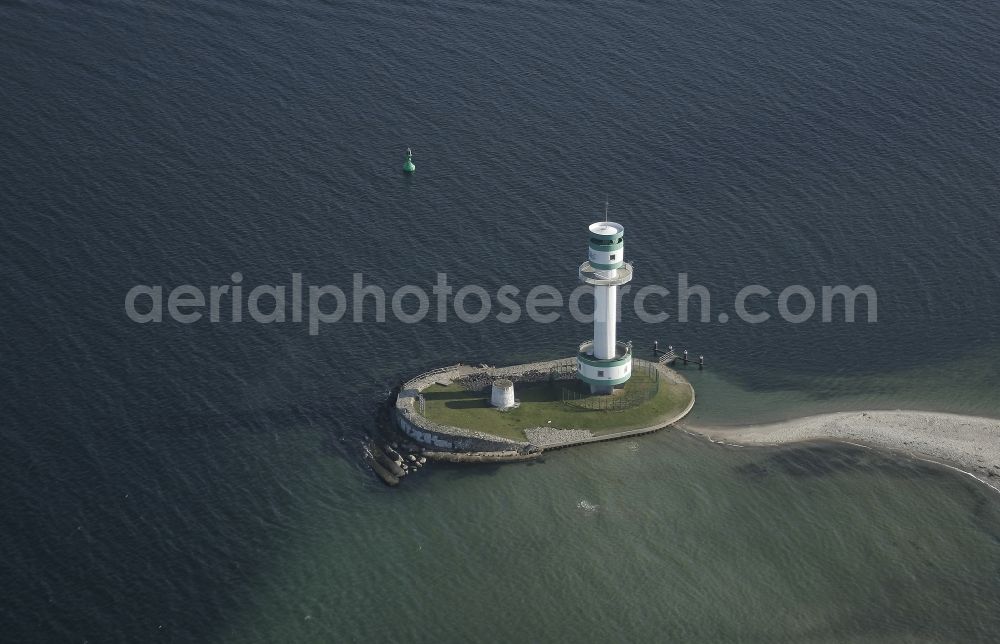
top-left (577, 219), bottom-right (634, 394)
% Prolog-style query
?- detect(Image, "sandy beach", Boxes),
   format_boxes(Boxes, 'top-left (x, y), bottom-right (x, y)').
top-left (681, 410), bottom-right (1000, 493)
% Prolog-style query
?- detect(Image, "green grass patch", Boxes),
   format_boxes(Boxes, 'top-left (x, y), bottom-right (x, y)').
top-left (420, 371), bottom-right (693, 443)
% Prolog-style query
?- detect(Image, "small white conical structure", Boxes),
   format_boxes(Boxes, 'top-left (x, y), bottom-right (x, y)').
top-left (490, 379), bottom-right (515, 409)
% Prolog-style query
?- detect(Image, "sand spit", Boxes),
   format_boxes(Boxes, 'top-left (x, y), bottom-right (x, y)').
top-left (682, 410), bottom-right (1000, 494)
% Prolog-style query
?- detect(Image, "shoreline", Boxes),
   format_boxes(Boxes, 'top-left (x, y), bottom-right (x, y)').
top-left (679, 410), bottom-right (1000, 494)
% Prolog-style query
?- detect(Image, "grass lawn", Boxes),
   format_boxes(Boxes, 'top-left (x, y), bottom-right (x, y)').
top-left (420, 370), bottom-right (693, 443)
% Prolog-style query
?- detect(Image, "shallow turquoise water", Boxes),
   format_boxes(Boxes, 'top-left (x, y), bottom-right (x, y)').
top-left (683, 343), bottom-right (1000, 425)
top-left (215, 431), bottom-right (1000, 642)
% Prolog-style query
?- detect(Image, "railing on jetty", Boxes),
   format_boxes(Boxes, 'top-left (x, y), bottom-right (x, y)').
top-left (653, 341), bottom-right (704, 368)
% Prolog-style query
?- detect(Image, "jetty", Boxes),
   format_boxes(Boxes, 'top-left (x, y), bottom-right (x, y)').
top-left (653, 341), bottom-right (705, 368)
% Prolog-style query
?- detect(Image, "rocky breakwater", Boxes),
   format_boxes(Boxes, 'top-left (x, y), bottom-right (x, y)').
top-left (394, 364), bottom-right (543, 460)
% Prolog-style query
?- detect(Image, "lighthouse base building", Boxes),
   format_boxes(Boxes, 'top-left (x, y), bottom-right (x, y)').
top-left (577, 221), bottom-right (634, 394)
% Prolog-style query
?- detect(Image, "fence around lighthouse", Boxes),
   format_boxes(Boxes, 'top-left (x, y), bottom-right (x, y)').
top-left (560, 358), bottom-right (660, 411)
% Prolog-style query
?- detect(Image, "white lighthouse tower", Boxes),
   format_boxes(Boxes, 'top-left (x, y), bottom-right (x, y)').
top-left (577, 219), bottom-right (633, 394)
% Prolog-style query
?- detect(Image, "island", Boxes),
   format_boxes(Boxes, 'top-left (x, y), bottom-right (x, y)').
top-left (394, 357), bottom-right (694, 462)
top-left (388, 218), bottom-right (696, 466)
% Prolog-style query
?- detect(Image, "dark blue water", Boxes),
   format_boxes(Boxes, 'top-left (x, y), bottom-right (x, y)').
top-left (2, 0), bottom-right (1000, 640)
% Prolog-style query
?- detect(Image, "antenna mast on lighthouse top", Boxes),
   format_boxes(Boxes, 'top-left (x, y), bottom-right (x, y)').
top-left (604, 196), bottom-right (609, 222)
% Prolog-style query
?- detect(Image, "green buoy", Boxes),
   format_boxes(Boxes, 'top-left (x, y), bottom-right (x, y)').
top-left (403, 147), bottom-right (415, 173)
